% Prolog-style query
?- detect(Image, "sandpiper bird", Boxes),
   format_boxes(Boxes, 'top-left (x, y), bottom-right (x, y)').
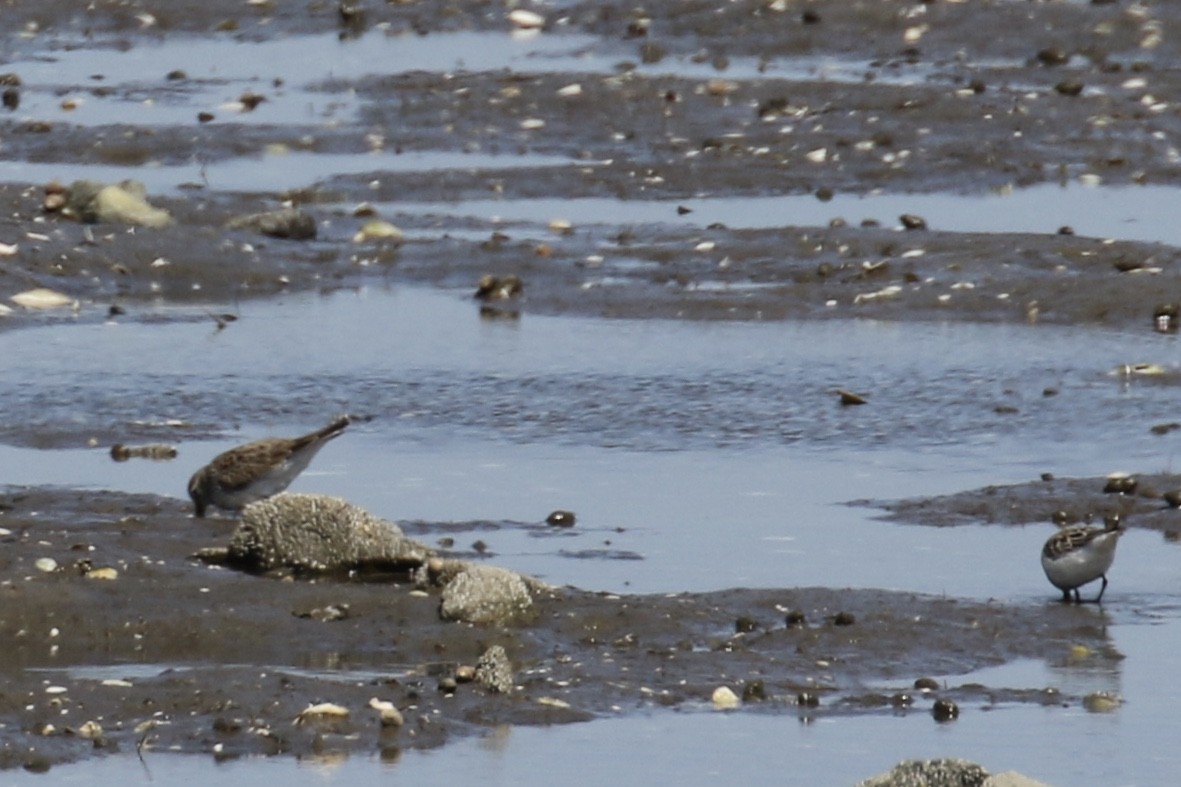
top-left (188, 416), bottom-right (351, 517)
top-left (1041, 514), bottom-right (1125, 603)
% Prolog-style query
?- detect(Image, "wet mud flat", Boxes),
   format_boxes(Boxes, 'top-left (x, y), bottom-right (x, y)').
top-left (2, 2), bottom-right (1181, 326)
top-left (0, 486), bottom-right (1115, 771)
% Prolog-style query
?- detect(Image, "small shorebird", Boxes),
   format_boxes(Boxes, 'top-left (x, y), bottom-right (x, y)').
top-left (1041, 514), bottom-right (1126, 603)
top-left (188, 416), bottom-right (351, 517)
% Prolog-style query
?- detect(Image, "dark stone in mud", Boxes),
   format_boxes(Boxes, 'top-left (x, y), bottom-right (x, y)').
top-left (932, 697), bottom-right (960, 722)
top-left (546, 509), bottom-right (576, 527)
top-left (0, 487), bottom-right (1122, 767)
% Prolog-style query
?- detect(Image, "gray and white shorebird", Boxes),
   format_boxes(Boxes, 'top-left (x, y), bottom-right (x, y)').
top-left (188, 416), bottom-right (351, 517)
top-left (1041, 514), bottom-right (1125, 603)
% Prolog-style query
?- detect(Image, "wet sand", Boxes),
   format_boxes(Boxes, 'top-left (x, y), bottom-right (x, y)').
top-left (1, 0), bottom-right (1179, 777)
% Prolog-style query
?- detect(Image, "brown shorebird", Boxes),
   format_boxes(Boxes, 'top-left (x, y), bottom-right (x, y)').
top-left (187, 416), bottom-right (351, 517)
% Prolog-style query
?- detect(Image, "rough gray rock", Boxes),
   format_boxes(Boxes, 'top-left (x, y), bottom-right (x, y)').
top-left (227, 207), bottom-right (317, 240)
top-left (65, 179), bottom-right (172, 227)
top-left (474, 644), bottom-right (513, 694)
top-left (228, 493), bottom-right (428, 572)
top-left (438, 564), bottom-right (534, 624)
top-left (858, 759), bottom-right (990, 787)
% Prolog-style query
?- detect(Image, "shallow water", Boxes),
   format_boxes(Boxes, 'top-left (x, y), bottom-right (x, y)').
top-left (380, 182), bottom-right (1181, 245)
top-left (2, 286), bottom-right (1181, 782)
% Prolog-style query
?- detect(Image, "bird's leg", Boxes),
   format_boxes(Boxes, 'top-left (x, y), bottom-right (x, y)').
top-left (1072, 588), bottom-right (1082, 604)
top-left (1094, 575), bottom-right (1109, 604)
top-left (1061, 588), bottom-right (1072, 603)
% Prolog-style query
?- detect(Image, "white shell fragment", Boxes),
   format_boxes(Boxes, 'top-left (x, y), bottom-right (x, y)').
top-left (711, 686), bottom-right (740, 709)
top-left (294, 702), bottom-right (349, 725)
top-left (34, 557), bottom-right (59, 573)
top-left (352, 220), bottom-right (404, 244)
top-left (368, 698), bottom-right (404, 727)
top-left (12, 288), bottom-right (74, 309)
top-left (508, 9), bottom-right (545, 29)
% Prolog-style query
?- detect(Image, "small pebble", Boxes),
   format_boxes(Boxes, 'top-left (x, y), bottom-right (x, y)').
top-left (546, 510), bottom-right (576, 527)
top-left (899, 214), bottom-right (927, 230)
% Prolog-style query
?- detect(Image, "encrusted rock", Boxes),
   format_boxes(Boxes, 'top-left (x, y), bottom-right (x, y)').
top-left (858, 758), bottom-right (988, 787)
top-left (227, 493), bottom-right (428, 572)
top-left (474, 644), bottom-right (513, 694)
top-left (227, 207), bottom-right (317, 240)
top-left (438, 564), bottom-right (533, 624)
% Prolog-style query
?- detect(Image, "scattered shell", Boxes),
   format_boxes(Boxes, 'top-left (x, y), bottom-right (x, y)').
top-left (805, 147), bottom-right (828, 163)
top-left (536, 696), bottom-right (571, 709)
top-left (900, 214), bottom-right (928, 231)
top-left (711, 686), bottom-right (740, 709)
top-left (520, 118), bottom-right (546, 130)
top-left (508, 9), bottom-right (545, 29)
top-left (556, 83), bottom-right (582, 97)
top-left (76, 721), bottom-right (103, 740)
top-left (1153, 303), bottom-right (1179, 333)
top-left (903, 25), bottom-right (927, 45)
top-left (914, 677), bottom-right (939, 691)
top-left (294, 702), bottom-right (349, 725)
top-left (1103, 473), bottom-right (1137, 495)
top-left (475, 274), bottom-right (523, 301)
top-left (45, 685), bottom-right (68, 695)
top-left (84, 567), bottom-right (119, 581)
top-left (34, 557), bottom-right (58, 573)
top-left (294, 603), bottom-right (350, 622)
top-left (353, 220), bottom-right (404, 244)
top-left (1083, 691), bottom-right (1121, 713)
top-left (1112, 363), bottom-right (1166, 377)
top-left (368, 698), bottom-right (404, 727)
top-left (0, 241), bottom-right (16, 256)
top-left (11, 288), bottom-right (74, 309)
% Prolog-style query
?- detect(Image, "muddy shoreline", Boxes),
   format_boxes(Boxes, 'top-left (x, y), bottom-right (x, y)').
top-left (0, 485), bottom-right (1115, 771)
